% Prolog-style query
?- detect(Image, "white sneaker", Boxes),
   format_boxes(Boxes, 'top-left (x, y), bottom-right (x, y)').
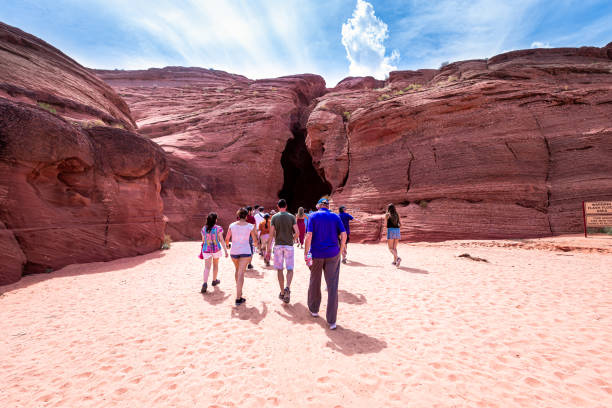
top-left (329, 323), bottom-right (337, 330)
top-left (310, 312), bottom-right (319, 317)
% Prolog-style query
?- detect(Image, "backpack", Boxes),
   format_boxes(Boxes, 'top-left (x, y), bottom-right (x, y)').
top-left (198, 226), bottom-right (220, 259)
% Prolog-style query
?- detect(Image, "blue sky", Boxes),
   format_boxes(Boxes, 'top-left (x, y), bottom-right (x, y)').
top-left (1, 0), bottom-right (611, 86)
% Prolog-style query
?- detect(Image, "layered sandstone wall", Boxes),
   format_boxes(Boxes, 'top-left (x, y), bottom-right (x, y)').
top-left (0, 99), bottom-right (168, 285)
top-left (97, 45), bottom-right (612, 243)
top-left (0, 22), bottom-right (135, 130)
top-left (96, 68), bottom-right (327, 239)
top-left (307, 45), bottom-right (612, 241)
top-left (0, 23), bottom-right (167, 285)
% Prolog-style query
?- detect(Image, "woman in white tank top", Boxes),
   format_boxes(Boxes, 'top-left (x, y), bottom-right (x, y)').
top-left (225, 208), bottom-right (259, 306)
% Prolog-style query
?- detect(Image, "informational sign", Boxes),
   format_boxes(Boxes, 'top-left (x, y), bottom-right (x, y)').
top-left (586, 215), bottom-right (612, 227)
top-left (583, 201), bottom-right (612, 237)
top-left (585, 201), bottom-right (612, 214)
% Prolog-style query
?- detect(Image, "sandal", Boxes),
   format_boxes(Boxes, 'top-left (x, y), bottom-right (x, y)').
top-left (283, 287), bottom-right (291, 304)
top-left (396, 257), bottom-right (401, 268)
top-left (235, 297), bottom-right (246, 306)
top-left (211, 279), bottom-right (220, 286)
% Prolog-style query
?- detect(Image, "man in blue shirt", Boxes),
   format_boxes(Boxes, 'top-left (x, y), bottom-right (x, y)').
top-left (304, 197), bottom-right (347, 330)
top-left (337, 206), bottom-right (354, 264)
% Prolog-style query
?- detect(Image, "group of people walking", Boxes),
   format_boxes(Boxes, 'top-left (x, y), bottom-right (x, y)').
top-left (199, 198), bottom-right (402, 330)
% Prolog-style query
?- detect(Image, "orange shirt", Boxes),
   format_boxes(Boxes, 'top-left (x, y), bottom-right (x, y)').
top-left (259, 220), bottom-right (270, 235)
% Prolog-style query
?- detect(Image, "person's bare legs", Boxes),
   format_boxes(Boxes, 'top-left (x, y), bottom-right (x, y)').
top-left (212, 258), bottom-right (220, 282)
top-left (286, 269), bottom-right (293, 289)
top-left (387, 239), bottom-right (398, 264)
top-left (232, 257), bottom-right (240, 294)
top-left (236, 257), bottom-right (250, 299)
top-left (277, 270), bottom-right (285, 292)
top-left (393, 239), bottom-right (401, 266)
top-left (203, 258), bottom-right (212, 283)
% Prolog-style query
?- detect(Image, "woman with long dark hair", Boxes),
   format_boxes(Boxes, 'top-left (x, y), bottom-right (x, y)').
top-left (225, 207), bottom-right (259, 306)
top-left (200, 212), bottom-right (228, 293)
top-left (296, 207), bottom-right (306, 248)
top-left (258, 213), bottom-right (272, 266)
top-left (385, 204), bottom-right (401, 267)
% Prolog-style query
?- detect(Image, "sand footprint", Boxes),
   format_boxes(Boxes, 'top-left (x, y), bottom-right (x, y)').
top-left (524, 377), bottom-right (542, 386)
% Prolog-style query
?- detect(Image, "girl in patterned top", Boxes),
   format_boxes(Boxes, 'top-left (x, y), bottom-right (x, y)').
top-left (200, 212), bottom-right (228, 293)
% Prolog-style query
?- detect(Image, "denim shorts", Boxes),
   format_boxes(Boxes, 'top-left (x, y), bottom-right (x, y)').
top-left (231, 253), bottom-right (252, 259)
top-left (387, 228), bottom-right (401, 240)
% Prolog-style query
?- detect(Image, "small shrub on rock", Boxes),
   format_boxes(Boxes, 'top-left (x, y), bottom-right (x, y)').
top-left (37, 102), bottom-right (57, 114)
top-left (161, 234), bottom-right (172, 250)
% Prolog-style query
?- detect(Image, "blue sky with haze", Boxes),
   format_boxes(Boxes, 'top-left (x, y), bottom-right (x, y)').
top-left (1, 0), bottom-right (611, 86)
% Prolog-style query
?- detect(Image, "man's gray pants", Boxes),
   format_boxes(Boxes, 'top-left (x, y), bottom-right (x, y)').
top-left (307, 254), bottom-right (341, 325)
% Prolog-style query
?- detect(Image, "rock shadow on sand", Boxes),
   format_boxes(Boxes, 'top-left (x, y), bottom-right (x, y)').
top-left (231, 302), bottom-right (268, 324)
top-left (276, 303), bottom-right (387, 355)
top-left (2, 250), bottom-right (167, 292)
top-left (201, 286), bottom-right (231, 305)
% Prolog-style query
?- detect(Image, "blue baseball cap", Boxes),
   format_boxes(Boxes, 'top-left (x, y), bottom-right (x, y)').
top-left (317, 197), bottom-right (329, 205)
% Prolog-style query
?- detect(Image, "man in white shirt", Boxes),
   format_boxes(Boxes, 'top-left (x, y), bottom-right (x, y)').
top-left (254, 205), bottom-right (265, 255)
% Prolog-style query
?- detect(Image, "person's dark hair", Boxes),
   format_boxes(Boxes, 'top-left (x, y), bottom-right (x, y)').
top-left (387, 203), bottom-right (399, 225)
top-left (205, 212), bottom-right (217, 233)
top-left (254, 205), bottom-right (260, 210)
top-left (264, 213), bottom-right (270, 220)
top-left (237, 207), bottom-right (248, 219)
top-left (277, 199), bottom-right (287, 209)
top-left (246, 206), bottom-right (252, 212)
top-left (339, 206), bottom-right (346, 213)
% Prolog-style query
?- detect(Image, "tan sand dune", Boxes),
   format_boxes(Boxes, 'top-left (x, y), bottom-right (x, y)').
top-left (1, 238), bottom-right (611, 407)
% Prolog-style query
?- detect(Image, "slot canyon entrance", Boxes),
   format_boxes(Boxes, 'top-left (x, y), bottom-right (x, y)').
top-left (278, 126), bottom-right (331, 213)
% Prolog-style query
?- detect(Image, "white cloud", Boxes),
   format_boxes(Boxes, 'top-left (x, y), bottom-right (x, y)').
top-left (531, 41), bottom-right (551, 48)
top-left (341, 0), bottom-right (399, 79)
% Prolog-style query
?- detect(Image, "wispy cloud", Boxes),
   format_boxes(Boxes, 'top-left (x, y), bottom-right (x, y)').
top-left (394, 0), bottom-right (544, 69)
top-left (87, 0), bottom-right (327, 81)
top-left (531, 41), bottom-right (551, 48)
top-left (341, 0), bottom-right (399, 78)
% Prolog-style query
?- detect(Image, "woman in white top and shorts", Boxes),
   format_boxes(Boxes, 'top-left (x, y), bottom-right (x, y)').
top-left (225, 207), bottom-right (259, 306)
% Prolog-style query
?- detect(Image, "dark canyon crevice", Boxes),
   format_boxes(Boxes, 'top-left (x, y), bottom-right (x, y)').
top-left (278, 123), bottom-right (332, 213)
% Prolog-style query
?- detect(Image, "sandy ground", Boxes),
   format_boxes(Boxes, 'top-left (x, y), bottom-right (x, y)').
top-left (1, 237), bottom-right (611, 408)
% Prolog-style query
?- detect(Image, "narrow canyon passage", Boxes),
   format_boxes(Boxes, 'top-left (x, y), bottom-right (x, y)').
top-left (278, 126), bottom-right (331, 213)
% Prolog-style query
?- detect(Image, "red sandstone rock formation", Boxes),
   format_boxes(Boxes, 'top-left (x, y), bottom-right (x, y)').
top-left (0, 22), bottom-right (135, 129)
top-left (97, 45), bottom-right (612, 243)
top-left (307, 45), bottom-right (612, 241)
top-left (334, 76), bottom-right (385, 91)
top-left (96, 68), bottom-right (328, 239)
top-left (0, 23), bottom-right (167, 285)
top-left (0, 99), bottom-right (168, 285)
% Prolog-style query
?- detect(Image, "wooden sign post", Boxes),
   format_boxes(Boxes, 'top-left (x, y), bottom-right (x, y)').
top-left (583, 201), bottom-right (612, 238)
